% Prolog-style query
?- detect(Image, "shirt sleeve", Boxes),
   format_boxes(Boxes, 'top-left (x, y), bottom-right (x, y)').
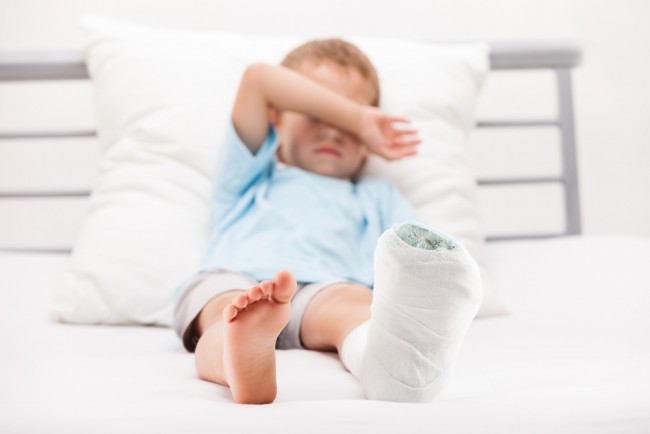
top-left (211, 119), bottom-right (279, 204)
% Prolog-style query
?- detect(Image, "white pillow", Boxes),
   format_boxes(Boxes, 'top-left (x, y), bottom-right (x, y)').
top-left (51, 14), bottom-right (507, 326)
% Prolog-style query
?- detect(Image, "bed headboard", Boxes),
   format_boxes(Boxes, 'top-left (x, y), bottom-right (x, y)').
top-left (0, 41), bottom-right (582, 253)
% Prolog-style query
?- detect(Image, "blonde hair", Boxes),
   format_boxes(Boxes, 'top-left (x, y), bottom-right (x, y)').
top-left (280, 38), bottom-right (380, 107)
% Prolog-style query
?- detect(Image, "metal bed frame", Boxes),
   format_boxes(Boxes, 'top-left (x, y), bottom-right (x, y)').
top-left (0, 41), bottom-right (582, 253)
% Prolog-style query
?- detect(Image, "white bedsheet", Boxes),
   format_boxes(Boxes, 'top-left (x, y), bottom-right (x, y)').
top-left (1, 235), bottom-right (649, 433)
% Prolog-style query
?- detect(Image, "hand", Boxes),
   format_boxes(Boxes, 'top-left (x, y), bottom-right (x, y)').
top-left (358, 106), bottom-right (421, 161)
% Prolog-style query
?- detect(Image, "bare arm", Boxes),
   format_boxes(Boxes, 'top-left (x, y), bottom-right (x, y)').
top-left (232, 62), bottom-right (420, 160)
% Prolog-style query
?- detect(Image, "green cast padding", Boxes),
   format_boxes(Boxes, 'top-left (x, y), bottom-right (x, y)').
top-left (394, 221), bottom-right (457, 251)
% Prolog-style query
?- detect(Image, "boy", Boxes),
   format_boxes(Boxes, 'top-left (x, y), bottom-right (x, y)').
top-left (173, 39), bottom-right (483, 404)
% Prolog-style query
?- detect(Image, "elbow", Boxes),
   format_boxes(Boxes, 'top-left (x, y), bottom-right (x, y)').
top-left (242, 62), bottom-right (269, 85)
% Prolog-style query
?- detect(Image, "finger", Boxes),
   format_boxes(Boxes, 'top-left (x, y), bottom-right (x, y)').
top-left (394, 128), bottom-right (419, 136)
top-left (386, 146), bottom-right (418, 159)
top-left (390, 116), bottom-right (411, 124)
top-left (400, 147), bottom-right (419, 156)
top-left (396, 137), bottom-right (422, 147)
top-left (390, 136), bottom-right (421, 147)
top-left (381, 149), bottom-right (405, 161)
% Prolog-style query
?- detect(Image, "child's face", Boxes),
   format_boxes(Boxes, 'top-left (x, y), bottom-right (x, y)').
top-left (272, 61), bottom-right (376, 181)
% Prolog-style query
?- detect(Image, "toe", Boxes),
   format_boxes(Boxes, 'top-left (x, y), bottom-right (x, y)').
top-left (271, 270), bottom-right (297, 304)
top-left (232, 294), bottom-right (249, 309)
top-left (248, 286), bottom-right (263, 302)
top-left (223, 304), bottom-right (238, 322)
top-left (259, 281), bottom-right (273, 298)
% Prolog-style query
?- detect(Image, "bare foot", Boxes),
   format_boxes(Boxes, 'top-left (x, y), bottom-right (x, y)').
top-left (222, 269), bottom-right (297, 404)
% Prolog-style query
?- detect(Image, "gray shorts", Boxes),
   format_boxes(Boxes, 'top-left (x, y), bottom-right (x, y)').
top-left (173, 268), bottom-right (348, 353)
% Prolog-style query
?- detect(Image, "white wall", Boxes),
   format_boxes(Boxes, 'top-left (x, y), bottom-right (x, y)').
top-left (1, 0), bottom-right (649, 249)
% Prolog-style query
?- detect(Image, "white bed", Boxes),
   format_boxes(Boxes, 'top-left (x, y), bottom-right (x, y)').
top-left (2, 234), bottom-right (650, 433)
top-left (2, 23), bottom-right (650, 433)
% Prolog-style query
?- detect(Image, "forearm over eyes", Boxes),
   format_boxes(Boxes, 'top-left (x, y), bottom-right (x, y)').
top-left (248, 63), bottom-right (363, 135)
top-left (233, 63), bottom-right (361, 151)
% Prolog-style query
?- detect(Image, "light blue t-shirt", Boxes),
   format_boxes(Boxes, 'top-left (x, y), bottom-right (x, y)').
top-left (175, 120), bottom-right (418, 298)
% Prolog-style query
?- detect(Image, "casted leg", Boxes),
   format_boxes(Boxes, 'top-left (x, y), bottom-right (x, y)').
top-left (300, 221), bottom-right (483, 403)
top-left (361, 220), bottom-right (484, 402)
top-left (194, 269), bottom-right (297, 404)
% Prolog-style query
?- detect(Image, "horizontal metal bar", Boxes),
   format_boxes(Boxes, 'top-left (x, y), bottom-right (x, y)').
top-left (477, 120), bottom-right (560, 128)
top-left (486, 232), bottom-right (569, 242)
top-left (477, 176), bottom-right (564, 186)
top-left (0, 247), bottom-right (72, 254)
top-left (488, 40), bottom-right (582, 70)
top-left (0, 119), bottom-right (561, 140)
top-left (0, 41), bottom-right (582, 82)
top-left (0, 51), bottom-right (87, 81)
top-left (0, 120), bottom-right (560, 139)
top-left (1, 234), bottom-right (571, 251)
top-left (0, 191), bottom-right (91, 198)
top-left (0, 177), bottom-right (563, 198)
top-left (0, 121), bottom-right (560, 140)
top-left (0, 130), bottom-right (96, 139)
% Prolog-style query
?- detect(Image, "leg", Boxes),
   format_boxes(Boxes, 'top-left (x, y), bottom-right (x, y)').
top-left (299, 282), bottom-right (372, 356)
top-left (361, 220), bottom-right (483, 402)
top-left (194, 269), bottom-right (298, 404)
top-left (301, 221), bottom-right (483, 403)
